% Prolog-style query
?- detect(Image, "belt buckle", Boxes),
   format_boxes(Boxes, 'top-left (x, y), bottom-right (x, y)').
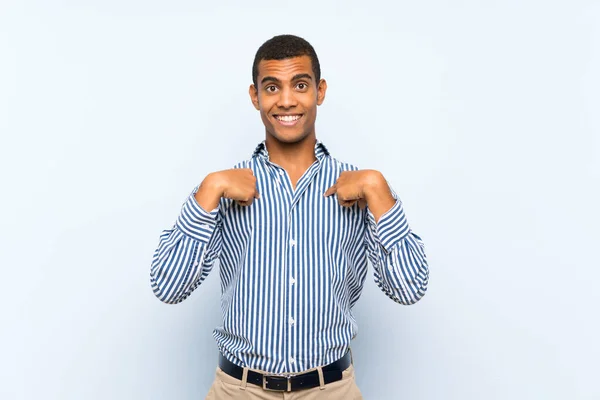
top-left (262, 375), bottom-right (290, 392)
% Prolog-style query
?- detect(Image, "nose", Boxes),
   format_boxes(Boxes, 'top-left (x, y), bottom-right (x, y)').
top-left (276, 87), bottom-right (297, 109)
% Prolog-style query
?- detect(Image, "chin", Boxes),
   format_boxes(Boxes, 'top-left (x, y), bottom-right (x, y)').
top-left (270, 129), bottom-right (311, 144)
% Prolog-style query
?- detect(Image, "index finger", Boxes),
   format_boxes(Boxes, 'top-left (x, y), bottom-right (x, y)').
top-left (323, 185), bottom-right (337, 197)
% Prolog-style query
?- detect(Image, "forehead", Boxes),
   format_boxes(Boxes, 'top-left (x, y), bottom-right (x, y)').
top-left (257, 55), bottom-right (314, 83)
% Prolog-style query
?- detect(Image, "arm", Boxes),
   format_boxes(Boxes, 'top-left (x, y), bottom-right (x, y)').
top-left (150, 181), bottom-right (224, 304)
top-left (363, 178), bottom-right (429, 305)
top-left (324, 169), bottom-right (429, 305)
top-left (150, 169), bottom-right (258, 304)
top-left (365, 198), bottom-right (429, 305)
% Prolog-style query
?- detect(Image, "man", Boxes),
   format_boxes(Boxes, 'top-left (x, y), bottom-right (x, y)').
top-left (150, 34), bottom-right (429, 399)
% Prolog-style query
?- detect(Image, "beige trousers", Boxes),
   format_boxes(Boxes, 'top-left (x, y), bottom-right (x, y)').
top-left (204, 365), bottom-right (363, 400)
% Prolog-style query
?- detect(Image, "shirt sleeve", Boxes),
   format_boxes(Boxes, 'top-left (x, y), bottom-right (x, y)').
top-left (150, 185), bottom-right (224, 304)
top-left (364, 190), bottom-right (429, 305)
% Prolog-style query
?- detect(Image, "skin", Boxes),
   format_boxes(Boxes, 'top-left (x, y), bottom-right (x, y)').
top-left (195, 55), bottom-right (395, 222)
top-left (249, 56), bottom-right (324, 152)
top-left (249, 55), bottom-right (326, 187)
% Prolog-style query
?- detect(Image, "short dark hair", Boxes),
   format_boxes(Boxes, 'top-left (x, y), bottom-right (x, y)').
top-left (252, 34), bottom-right (321, 87)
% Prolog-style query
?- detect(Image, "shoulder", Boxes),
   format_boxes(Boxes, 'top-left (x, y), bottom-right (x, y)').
top-left (322, 155), bottom-right (360, 173)
top-left (231, 160), bottom-right (254, 169)
top-left (318, 141), bottom-right (360, 172)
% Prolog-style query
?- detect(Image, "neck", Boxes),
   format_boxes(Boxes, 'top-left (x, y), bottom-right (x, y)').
top-left (265, 133), bottom-right (318, 172)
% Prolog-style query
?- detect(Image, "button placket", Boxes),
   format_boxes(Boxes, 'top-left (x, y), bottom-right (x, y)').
top-left (287, 207), bottom-right (297, 371)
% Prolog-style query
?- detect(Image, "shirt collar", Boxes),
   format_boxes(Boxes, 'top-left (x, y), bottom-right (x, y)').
top-left (251, 140), bottom-right (330, 162)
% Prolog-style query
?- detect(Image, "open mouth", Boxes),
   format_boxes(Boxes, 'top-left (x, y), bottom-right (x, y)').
top-left (273, 114), bottom-right (303, 126)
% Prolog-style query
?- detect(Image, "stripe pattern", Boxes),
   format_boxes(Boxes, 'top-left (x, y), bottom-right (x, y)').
top-left (150, 141), bottom-right (428, 374)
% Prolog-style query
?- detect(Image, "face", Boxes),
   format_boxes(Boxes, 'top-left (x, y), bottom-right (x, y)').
top-left (249, 55), bottom-right (327, 145)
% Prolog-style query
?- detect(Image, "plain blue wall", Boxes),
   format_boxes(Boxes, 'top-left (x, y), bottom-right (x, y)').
top-left (1, 0), bottom-right (599, 399)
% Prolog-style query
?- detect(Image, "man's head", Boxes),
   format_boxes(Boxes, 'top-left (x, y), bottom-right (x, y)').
top-left (249, 34), bottom-right (327, 145)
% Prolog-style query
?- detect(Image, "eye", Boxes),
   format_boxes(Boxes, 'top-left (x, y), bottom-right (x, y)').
top-left (265, 85), bottom-right (278, 93)
top-left (296, 82), bottom-right (308, 91)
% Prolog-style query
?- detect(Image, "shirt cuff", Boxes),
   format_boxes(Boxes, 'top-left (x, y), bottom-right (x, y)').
top-left (175, 189), bottom-right (219, 242)
top-left (367, 200), bottom-right (411, 253)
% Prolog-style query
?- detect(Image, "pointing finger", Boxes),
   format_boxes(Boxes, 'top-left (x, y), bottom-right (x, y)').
top-left (323, 185), bottom-right (337, 197)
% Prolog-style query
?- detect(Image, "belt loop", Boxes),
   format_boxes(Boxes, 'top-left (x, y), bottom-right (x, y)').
top-left (317, 366), bottom-right (326, 390)
top-left (349, 347), bottom-right (354, 365)
top-left (240, 367), bottom-right (248, 390)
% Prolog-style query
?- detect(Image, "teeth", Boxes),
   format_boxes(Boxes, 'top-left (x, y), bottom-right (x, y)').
top-left (276, 115), bottom-right (301, 122)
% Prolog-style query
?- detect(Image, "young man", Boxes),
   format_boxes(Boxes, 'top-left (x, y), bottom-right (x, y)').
top-left (150, 34), bottom-right (429, 399)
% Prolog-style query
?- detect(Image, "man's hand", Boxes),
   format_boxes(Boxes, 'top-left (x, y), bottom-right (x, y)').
top-left (324, 170), bottom-right (396, 222)
top-left (323, 170), bottom-right (369, 209)
top-left (195, 168), bottom-right (259, 211)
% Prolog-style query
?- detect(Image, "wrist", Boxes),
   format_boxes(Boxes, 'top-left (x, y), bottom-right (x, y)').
top-left (194, 172), bottom-right (225, 210)
top-left (361, 170), bottom-right (387, 198)
top-left (202, 172), bottom-right (226, 197)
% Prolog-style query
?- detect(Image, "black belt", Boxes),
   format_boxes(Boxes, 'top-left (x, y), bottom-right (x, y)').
top-left (218, 350), bottom-right (352, 392)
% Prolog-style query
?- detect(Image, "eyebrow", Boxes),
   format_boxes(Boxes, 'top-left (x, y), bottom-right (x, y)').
top-left (261, 73), bottom-right (313, 85)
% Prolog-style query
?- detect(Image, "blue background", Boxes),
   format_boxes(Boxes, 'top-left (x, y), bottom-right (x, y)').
top-left (1, 1), bottom-right (599, 398)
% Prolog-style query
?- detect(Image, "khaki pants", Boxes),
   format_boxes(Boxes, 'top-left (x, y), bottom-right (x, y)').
top-left (204, 365), bottom-right (363, 399)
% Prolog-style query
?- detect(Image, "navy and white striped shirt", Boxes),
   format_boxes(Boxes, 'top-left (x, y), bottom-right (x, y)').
top-left (150, 140), bottom-right (428, 374)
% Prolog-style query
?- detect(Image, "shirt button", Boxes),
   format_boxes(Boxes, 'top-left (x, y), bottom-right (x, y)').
top-left (289, 239), bottom-right (297, 246)
top-left (290, 277), bottom-right (296, 285)
top-left (194, 261), bottom-right (199, 267)
top-left (388, 265), bottom-right (393, 272)
top-left (290, 357), bottom-right (295, 364)
top-left (279, 170), bottom-right (285, 176)
top-left (290, 317), bottom-right (295, 326)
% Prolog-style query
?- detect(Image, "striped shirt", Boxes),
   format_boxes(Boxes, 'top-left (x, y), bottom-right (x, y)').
top-left (150, 140), bottom-right (428, 374)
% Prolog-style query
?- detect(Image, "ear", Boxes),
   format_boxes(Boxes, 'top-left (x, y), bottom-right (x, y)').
top-left (317, 79), bottom-right (327, 106)
top-left (249, 84), bottom-right (260, 110)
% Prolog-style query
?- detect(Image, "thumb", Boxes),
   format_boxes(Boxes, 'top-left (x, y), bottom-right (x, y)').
top-left (323, 185), bottom-right (337, 197)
